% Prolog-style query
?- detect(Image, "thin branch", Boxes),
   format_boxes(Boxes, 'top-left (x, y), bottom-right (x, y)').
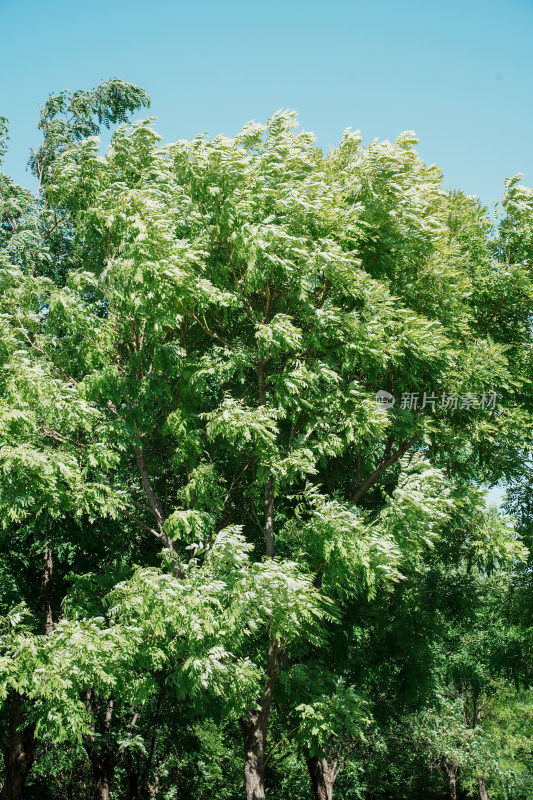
top-left (118, 508), bottom-right (162, 540)
top-left (264, 724), bottom-right (301, 767)
top-left (42, 427), bottom-right (85, 449)
top-left (133, 447), bottom-right (165, 528)
top-left (351, 435), bottom-right (419, 504)
top-left (116, 703), bottom-right (144, 759)
top-left (128, 705), bottom-right (141, 731)
top-left (130, 499), bottom-right (158, 516)
top-left (10, 309), bottom-right (79, 388)
top-left (222, 458), bottom-right (252, 509)
top-left (181, 306), bottom-right (231, 347)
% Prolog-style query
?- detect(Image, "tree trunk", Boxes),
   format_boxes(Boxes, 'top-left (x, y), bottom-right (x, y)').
top-left (240, 710), bottom-right (267, 800)
top-left (306, 756), bottom-right (337, 800)
top-left (478, 777), bottom-right (489, 800)
top-left (447, 769), bottom-right (457, 800)
top-left (239, 361), bottom-right (282, 799)
top-left (239, 638), bottom-right (285, 800)
top-left (257, 355), bottom-right (275, 559)
top-left (84, 693), bottom-right (117, 800)
top-left (39, 546), bottom-right (54, 635)
top-left (0, 694), bottom-right (36, 800)
top-left (147, 773), bottom-right (159, 798)
top-left (264, 476), bottom-right (275, 557)
top-left (125, 753), bottom-right (141, 800)
top-left (91, 759), bottom-right (114, 800)
top-left (439, 760), bottom-right (458, 800)
top-left (86, 745), bottom-right (115, 800)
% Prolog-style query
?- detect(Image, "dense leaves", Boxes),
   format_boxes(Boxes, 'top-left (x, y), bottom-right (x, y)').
top-left (1, 81), bottom-right (532, 800)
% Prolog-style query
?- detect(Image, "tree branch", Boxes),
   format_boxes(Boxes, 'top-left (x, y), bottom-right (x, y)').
top-left (351, 435), bottom-right (418, 504)
top-left (117, 508), bottom-right (163, 540)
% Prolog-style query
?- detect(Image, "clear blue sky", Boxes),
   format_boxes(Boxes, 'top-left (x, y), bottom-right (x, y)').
top-left (1, 0), bottom-right (532, 207)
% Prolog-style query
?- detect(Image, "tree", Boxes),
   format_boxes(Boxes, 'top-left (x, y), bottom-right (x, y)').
top-left (2, 82), bottom-right (533, 799)
top-left (0, 80), bottom-right (150, 800)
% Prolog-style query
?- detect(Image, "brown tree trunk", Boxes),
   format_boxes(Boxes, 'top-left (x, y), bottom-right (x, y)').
top-left (147, 773), bottom-right (159, 798)
top-left (84, 693), bottom-right (117, 800)
top-left (439, 760), bottom-right (458, 800)
top-left (264, 476), bottom-right (275, 558)
top-left (447, 768), bottom-right (458, 800)
top-left (239, 638), bottom-right (285, 800)
top-left (125, 690), bottom-right (162, 800)
top-left (0, 694), bottom-right (36, 800)
top-left (125, 753), bottom-right (141, 800)
top-left (257, 355), bottom-right (276, 559)
top-left (448, 771), bottom-right (457, 800)
top-left (39, 546), bottom-right (54, 635)
top-left (306, 755), bottom-right (337, 800)
top-left (238, 358), bottom-right (282, 799)
top-left (478, 777), bottom-right (489, 800)
top-left (90, 758), bottom-right (114, 800)
top-left (240, 710), bottom-right (267, 800)
top-left (85, 744), bottom-right (115, 800)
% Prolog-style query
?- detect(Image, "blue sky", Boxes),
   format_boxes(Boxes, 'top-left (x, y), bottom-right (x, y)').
top-left (1, 0), bottom-right (532, 208)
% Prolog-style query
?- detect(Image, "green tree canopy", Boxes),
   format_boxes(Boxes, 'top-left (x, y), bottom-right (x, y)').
top-left (1, 80), bottom-right (532, 800)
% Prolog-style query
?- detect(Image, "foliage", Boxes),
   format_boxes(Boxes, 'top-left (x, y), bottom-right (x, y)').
top-left (1, 80), bottom-right (533, 800)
